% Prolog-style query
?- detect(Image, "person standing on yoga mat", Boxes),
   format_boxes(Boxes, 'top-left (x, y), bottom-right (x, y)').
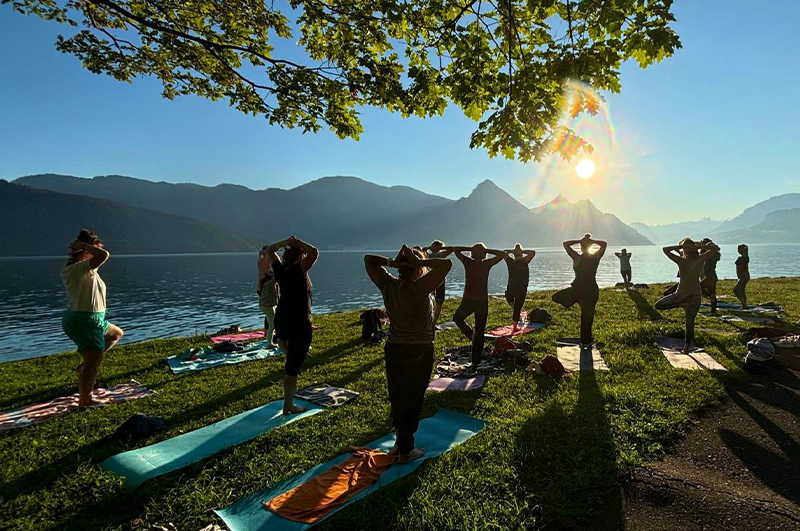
top-left (699, 238), bottom-right (721, 315)
top-left (654, 238), bottom-right (716, 353)
top-left (365, 245), bottom-right (451, 463)
top-left (421, 240), bottom-right (453, 328)
top-left (257, 248), bottom-right (279, 348)
top-left (263, 236), bottom-right (318, 414)
top-left (503, 244), bottom-right (535, 330)
top-left (60, 229), bottom-right (124, 407)
top-left (615, 248), bottom-right (633, 289)
top-left (451, 243), bottom-right (506, 366)
top-left (551, 234), bottom-right (607, 347)
top-left (734, 244), bottom-right (750, 309)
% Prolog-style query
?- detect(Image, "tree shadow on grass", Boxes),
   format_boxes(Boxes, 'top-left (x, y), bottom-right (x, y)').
top-left (626, 290), bottom-right (663, 322)
top-left (513, 370), bottom-right (624, 529)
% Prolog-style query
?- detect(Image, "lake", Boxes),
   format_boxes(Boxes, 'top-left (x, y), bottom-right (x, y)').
top-left (1, 244), bottom-right (797, 362)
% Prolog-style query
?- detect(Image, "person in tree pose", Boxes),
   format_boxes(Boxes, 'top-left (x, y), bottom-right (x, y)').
top-left (450, 243), bottom-right (506, 365)
top-left (699, 238), bottom-right (721, 315)
top-left (365, 245), bottom-right (451, 463)
top-left (654, 238), bottom-right (716, 353)
top-left (615, 248), bottom-right (633, 289)
top-left (552, 234), bottom-right (608, 347)
top-left (421, 240), bottom-right (453, 327)
top-left (60, 229), bottom-right (124, 407)
top-left (733, 244), bottom-right (750, 309)
top-left (257, 248), bottom-right (279, 347)
top-left (503, 244), bottom-right (536, 329)
top-left (262, 236), bottom-right (318, 414)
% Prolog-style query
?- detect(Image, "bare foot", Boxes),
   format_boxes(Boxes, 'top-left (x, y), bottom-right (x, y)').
top-left (398, 447), bottom-right (425, 464)
top-left (283, 404), bottom-right (308, 415)
top-left (77, 399), bottom-right (103, 408)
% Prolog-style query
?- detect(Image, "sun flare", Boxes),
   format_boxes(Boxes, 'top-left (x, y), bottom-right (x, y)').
top-left (576, 158), bottom-right (595, 180)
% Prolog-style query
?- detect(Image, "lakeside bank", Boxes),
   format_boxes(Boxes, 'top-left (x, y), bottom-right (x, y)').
top-left (1, 278), bottom-right (798, 531)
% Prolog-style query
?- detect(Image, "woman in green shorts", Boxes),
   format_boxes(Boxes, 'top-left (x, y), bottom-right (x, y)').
top-left (61, 230), bottom-right (124, 407)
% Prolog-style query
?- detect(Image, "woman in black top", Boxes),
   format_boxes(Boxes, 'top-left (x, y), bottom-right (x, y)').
top-left (503, 244), bottom-right (536, 329)
top-left (733, 244), bottom-right (750, 309)
top-left (552, 234), bottom-right (607, 347)
top-left (263, 236), bottom-right (319, 414)
top-left (699, 238), bottom-right (721, 315)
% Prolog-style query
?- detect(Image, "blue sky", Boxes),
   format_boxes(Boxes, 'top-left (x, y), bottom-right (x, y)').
top-left (1, 0), bottom-right (798, 225)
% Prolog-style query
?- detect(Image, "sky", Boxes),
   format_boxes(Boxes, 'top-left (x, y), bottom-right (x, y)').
top-left (1, 0), bottom-right (798, 226)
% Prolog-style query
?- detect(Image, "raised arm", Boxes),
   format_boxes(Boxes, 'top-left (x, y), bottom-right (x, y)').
top-left (662, 245), bottom-right (682, 264)
top-left (293, 238), bottom-right (319, 273)
top-left (591, 239), bottom-right (608, 259)
top-left (364, 254), bottom-right (394, 289)
top-left (485, 249), bottom-right (507, 266)
top-left (263, 237), bottom-right (294, 265)
top-left (563, 240), bottom-right (581, 260)
top-left (522, 250), bottom-right (536, 264)
top-left (72, 241), bottom-right (109, 270)
top-left (450, 246), bottom-right (471, 263)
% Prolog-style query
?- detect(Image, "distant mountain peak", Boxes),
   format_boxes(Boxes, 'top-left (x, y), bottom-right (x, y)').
top-left (550, 194), bottom-right (570, 205)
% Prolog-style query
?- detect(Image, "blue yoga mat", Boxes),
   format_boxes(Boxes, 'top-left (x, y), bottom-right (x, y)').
top-left (215, 409), bottom-right (487, 531)
top-left (101, 399), bottom-right (323, 487)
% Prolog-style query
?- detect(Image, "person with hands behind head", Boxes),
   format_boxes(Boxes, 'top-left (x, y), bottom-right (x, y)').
top-left (655, 238), bottom-right (716, 353)
top-left (699, 238), bottom-right (721, 315)
top-left (257, 247), bottom-right (279, 348)
top-left (365, 245), bottom-right (451, 463)
top-left (450, 243), bottom-right (506, 366)
top-left (503, 244), bottom-right (536, 330)
top-left (60, 229), bottom-right (124, 407)
top-left (420, 240), bottom-right (452, 327)
top-left (552, 233), bottom-right (607, 348)
top-left (262, 236), bottom-right (318, 414)
top-left (614, 248), bottom-right (633, 289)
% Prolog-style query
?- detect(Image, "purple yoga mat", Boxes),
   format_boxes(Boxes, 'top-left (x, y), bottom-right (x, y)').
top-left (426, 375), bottom-right (486, 392)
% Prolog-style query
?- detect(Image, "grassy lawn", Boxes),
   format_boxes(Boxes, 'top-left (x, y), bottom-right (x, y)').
top-left (1, 278), bottom-right (797, 531)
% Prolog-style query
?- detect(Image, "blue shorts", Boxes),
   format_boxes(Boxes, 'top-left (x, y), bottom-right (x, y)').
top-left (62, 311), bottom-right (109, 352)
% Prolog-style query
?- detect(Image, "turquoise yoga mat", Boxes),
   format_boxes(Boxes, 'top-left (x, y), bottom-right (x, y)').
top-left (215, 409), bottom-right (487, 531)
top-left (101, 399), bottom-right (323, 487)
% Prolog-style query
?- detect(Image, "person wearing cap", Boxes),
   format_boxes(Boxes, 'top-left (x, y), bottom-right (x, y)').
top-left (60, 229), bottom-right (124, 407)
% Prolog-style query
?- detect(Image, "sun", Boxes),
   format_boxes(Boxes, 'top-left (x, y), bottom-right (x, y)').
top-left (576, 158), bottom-right (595, 180)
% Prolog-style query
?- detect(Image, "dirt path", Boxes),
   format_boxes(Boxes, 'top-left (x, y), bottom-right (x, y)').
top-left (593, 348), bottom-right (800, 531)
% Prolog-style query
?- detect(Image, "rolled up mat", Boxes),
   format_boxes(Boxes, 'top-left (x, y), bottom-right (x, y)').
top-left (556, 339), bottom-right (609, 372)
top-left (101, 399), bottom-right (323, 487)
top-left (654, 336), bottom-right (727, 371)
top-left (215, 409), bottom-right (487, 531)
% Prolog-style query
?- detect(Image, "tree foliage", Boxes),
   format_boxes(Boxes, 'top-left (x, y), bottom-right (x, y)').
top-left (4, 0), bottom-right (680, 161)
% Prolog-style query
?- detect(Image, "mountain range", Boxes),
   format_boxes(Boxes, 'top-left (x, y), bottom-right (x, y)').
top-left (6, 173), bottom-right (798, 256)
top-left (7, 174), bottom-right (651, 255)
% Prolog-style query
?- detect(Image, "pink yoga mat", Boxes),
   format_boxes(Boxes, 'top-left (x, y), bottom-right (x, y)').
top-left (211, 331), bottom-right (265, 343)
top-left (426, 375), bottom-right (486, 392)
top-left (486, 322), bottom-right (545, 338)
top-left (0, 380), bottom-right (155, 432)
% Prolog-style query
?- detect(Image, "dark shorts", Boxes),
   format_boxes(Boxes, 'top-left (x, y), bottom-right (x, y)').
top-left (274, 318), bottom-right (313, 377)
top-left (434, 281), bottom-right (446, 305)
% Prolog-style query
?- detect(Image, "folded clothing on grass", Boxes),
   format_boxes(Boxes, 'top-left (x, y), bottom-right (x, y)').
top-left (295, 384), bottom-right (359, 408)
top-left (0, 380), bottom-right (155, 432)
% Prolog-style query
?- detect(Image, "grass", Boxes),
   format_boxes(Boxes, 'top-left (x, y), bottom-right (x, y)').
top-left (1, 277), bottom-right (797, 531)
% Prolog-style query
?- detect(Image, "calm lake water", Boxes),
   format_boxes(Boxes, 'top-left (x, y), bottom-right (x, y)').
top-left (1, 244), bottom-right (797, 362)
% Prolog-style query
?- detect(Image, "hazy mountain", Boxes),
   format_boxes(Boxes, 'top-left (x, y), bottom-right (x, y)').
top-left (629, 218), bottom-right (723, 244)
top-left (14, 173), bottom-right (452, 248)
top-left (714, 209), bottom-right (800, 244)
top-left (711, 193), bottom-right (800, 235)
top-left (0, 181), bottom-right (258, 256)
top-left (13, 173), bottom-right (653, 250)
top-left (531, 195), bottom-right (653, 246)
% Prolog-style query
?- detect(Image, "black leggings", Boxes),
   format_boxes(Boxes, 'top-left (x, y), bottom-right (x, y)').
top-left (434, 281), bottom-right (446, 305)
top-left (654, 292), bottom-right (700, 346)
top-left (621, 270), bottom-right (632, 285)
top-left (505, 287), bottom-right (527, 322)
top-left (384, 342), bottom-right (435, 454)
top-left (275, 320), bottom-right (313, 377)
top-left (733, 278), bottom-right (749, 304)
top-left (454, 298), bottom-right (489, 365)
top-left (552, 286), bottom-right (599, 345)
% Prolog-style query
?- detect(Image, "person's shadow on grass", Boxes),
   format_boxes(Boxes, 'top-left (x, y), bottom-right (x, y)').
top-left (626, 289), bottom-right (663, 322)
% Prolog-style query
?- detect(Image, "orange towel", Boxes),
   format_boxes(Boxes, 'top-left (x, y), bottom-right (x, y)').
top-left (264, 448), bottom-right (396, 523)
